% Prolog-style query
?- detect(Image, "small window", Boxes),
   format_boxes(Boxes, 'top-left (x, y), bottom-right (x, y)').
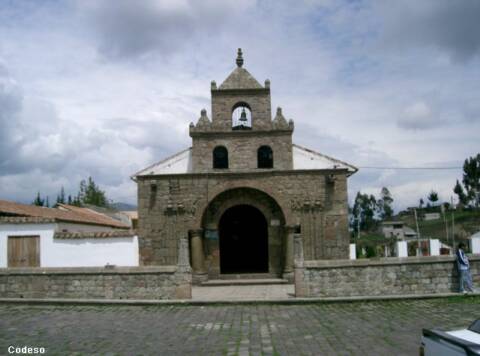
top-left (213, 146), bottom-right (228, 169)
top-left (258, 146), bottom-right (273, 168)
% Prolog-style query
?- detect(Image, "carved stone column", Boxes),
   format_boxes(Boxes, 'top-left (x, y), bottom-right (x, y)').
top-left (282, 225), bottom-right (295, 282)
top-left (293, 233), bottom-right (307, 297)
top-left (189, 229), bottom-right (207, 275)
top-left (175, 238), bottom-right (192, 299)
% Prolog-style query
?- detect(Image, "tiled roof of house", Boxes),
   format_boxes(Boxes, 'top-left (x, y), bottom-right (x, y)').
top-left (0, 216), bottom-right (56, 224)
top-left (0, 200), bottom-right (129, 228)
top-left (54, 230), bottom-right (136, 239)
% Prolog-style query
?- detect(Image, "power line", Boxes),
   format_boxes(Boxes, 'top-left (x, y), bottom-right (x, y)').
top-left (357, 166), bottom-right (462, 170)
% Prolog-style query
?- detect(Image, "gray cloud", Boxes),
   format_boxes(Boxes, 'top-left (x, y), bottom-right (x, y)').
top-left (81, 0), bottom-right (254, 59)
top-left (378, 0), bottom-right (480, 62)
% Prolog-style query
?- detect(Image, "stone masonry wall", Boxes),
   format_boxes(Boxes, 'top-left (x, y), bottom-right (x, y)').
top-left (295, 255), bottom-right (480, 298)
top-left (211, 90), bottom-right (272, 131)
top-left (191, 131), bottom-right (293, 172)
top-left (137, 169), bottom-right (350, 266)
top-left (0, 266), bottom-right (191, 300)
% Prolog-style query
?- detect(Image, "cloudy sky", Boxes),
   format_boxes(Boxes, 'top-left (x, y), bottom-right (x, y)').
top-left (0, 0), bottom-right (479, 210)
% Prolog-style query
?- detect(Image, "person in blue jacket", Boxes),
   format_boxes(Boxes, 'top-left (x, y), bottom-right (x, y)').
top-left (456, 242), bottom-right (474, 293)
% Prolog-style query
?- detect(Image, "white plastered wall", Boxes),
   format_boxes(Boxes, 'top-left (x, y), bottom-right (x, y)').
top-left (0, 223), bottom-right (139, 267)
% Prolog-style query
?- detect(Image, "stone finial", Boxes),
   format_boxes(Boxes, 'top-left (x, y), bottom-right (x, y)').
top-left (265, 79), bottom-right (270, 88)
top-left (236, 48), bottom-right (244, 67)
top-left (195, 108), bottom-right (211, 129)
top-left (211, 80), bottom-right (217, 90)
top-left (273, 107), bottom-right (288, 129)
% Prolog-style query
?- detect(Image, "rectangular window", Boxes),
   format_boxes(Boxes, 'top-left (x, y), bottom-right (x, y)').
top-left (8, 235), bottom-right (40, 267)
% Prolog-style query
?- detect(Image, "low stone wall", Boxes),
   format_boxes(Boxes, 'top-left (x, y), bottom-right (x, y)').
top-left (0, 266), bottom-right (191, 300)
top-left (295, 255), bottom-right (480, 298)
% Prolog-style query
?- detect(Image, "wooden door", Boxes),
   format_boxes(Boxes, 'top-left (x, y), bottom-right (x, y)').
top-left (8, 236), bottom-right (40, 267)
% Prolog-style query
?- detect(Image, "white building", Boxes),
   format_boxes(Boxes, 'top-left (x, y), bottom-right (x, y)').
top-left (0, 200), bottom-right (138, 268)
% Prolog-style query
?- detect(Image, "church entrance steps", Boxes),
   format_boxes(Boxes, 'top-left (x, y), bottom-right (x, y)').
top-left (200, 278), bottom-right (288, 286)
top-left (215, 273), bottom-right (279, 280)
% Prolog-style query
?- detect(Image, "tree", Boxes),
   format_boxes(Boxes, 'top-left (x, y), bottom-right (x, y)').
top-left (453, 179), bottom-right (468, 206)
top-left (428, 190), bottom-right (439, 206)
top-left (462, 154), bottom-right (480, 208)
top-left (32, 192), bottom-right (45, 206)
top-left (352, 192), bottom-right (378, 233)
top-left (419, 198), bottom-right (424, 209)
top-left (77, 177), bottom-right (108, 207)
top-left (56, 186), bottom-right (66, 204)
top-left (377, 187), bottom-right (394, 219)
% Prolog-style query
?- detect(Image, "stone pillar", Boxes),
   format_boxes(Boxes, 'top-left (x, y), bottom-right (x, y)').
top-left (396, 240), bottom-right (408, 258)
top-left (349, 243), bottom-right (356, 260)
top-left (293, 233), bottom-right (307, 297)
top-left (429, 239), bottom-right (440, 256)
top-left (283, 225), bottom-right (295, 282)
top-left (189, 229), bottom-right (207, 284)
top-left (175, 237), bottom-right (192, 299)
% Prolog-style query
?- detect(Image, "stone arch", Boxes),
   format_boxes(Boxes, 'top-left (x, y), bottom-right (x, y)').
top-left (231, 101), bottom-right (252, 130)
top-left (199, 187), bottom-right (288, 277)
top-left (193, 182), bottom-right (294, 229)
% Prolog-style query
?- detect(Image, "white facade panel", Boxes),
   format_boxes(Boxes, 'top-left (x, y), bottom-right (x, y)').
top-left (0, 223), bottom-right (139, 267)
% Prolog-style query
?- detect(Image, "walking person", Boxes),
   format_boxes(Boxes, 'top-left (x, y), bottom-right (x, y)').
top-left (456, 242), bottom-right (474, 293)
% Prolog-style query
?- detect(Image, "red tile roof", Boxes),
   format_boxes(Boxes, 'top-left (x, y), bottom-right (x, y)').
top-left (54, 230), bottom-right (136, 239)
top-left (0, 200), bottom-right (129, 228)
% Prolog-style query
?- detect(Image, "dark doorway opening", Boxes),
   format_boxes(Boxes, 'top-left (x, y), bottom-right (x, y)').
top-left (219, 205), bottom-right (269, 274)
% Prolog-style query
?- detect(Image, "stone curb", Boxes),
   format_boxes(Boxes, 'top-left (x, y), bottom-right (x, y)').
top-left (0, 292), bottom-right (478, 306)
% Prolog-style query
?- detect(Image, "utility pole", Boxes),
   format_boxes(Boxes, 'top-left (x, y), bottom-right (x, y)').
top-left (414, 208), bottom-right (421, 256)
top-left (442, 203), bottom-right (449, 244)
top-left (451, 196), bottom-right (456, 253)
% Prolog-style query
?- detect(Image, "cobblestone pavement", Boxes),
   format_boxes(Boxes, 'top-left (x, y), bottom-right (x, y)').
top-left (1, 296), bottom-right (479, 355)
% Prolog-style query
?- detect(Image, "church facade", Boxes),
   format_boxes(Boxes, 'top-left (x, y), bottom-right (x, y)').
top-left (133, 49), bottom-right (357, 282)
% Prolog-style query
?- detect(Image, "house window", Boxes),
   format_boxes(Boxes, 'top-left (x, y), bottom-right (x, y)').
top-left (8, 235), bottom-right (40, 267)
top-left (213, 146), bottom-right (229, 169)
top-left (258, 146), bottom-right (273, 168)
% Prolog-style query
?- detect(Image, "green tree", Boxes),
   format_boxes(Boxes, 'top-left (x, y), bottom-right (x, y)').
top-left (377, 187), bottom-right (394, 219)
top-left (453, 179), bottom-right (468, 206)
top-left (32, 192), bottom-right (45, 206)
top-left (56, 186), bottom-right (66, 204)
top-left (462, 153), bottom-right (480, 208)
top-left (352, 192), bottom-right (378, 232)
top-left (428, 190), bottom-right (439, 206)
top-left (77, 177), bottom-right (108, 207)
top-left (419, 198), bottom-right (424, 209)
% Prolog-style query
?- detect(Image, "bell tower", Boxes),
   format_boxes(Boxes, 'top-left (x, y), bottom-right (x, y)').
top-left (189, 48), bottom-right (294, 172)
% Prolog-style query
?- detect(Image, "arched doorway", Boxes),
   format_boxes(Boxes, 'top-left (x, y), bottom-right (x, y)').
top-left (219, 205), bottom-right (268, 274)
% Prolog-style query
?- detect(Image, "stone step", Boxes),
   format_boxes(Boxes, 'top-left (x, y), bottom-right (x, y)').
top-left (215, 273), bottom-right (279, 280)
top-left (201, 278), bottom-right (289, 286)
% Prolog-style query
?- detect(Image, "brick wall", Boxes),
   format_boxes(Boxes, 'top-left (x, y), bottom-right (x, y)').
top-left (295, 255), bottom-right (480, 297)
top-left (0, 266), bottom-right (191, 300)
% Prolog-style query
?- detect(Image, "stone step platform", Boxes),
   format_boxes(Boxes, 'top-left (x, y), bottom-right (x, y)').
top-left (201, 278), bottom-right (289, 286)
top-left (214, 273), bottom-right (280, 280)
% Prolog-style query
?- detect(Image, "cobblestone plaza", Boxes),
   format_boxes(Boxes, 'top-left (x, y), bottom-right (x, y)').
top-left (1, 296), bottom-right (479, 355)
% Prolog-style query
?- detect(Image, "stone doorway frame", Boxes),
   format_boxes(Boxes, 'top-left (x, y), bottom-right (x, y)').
top-left (189, 186), bottom-right (296, 283)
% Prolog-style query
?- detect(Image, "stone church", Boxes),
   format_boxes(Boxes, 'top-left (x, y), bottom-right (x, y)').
top-left (133, 49), bottom-right (357, 282)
